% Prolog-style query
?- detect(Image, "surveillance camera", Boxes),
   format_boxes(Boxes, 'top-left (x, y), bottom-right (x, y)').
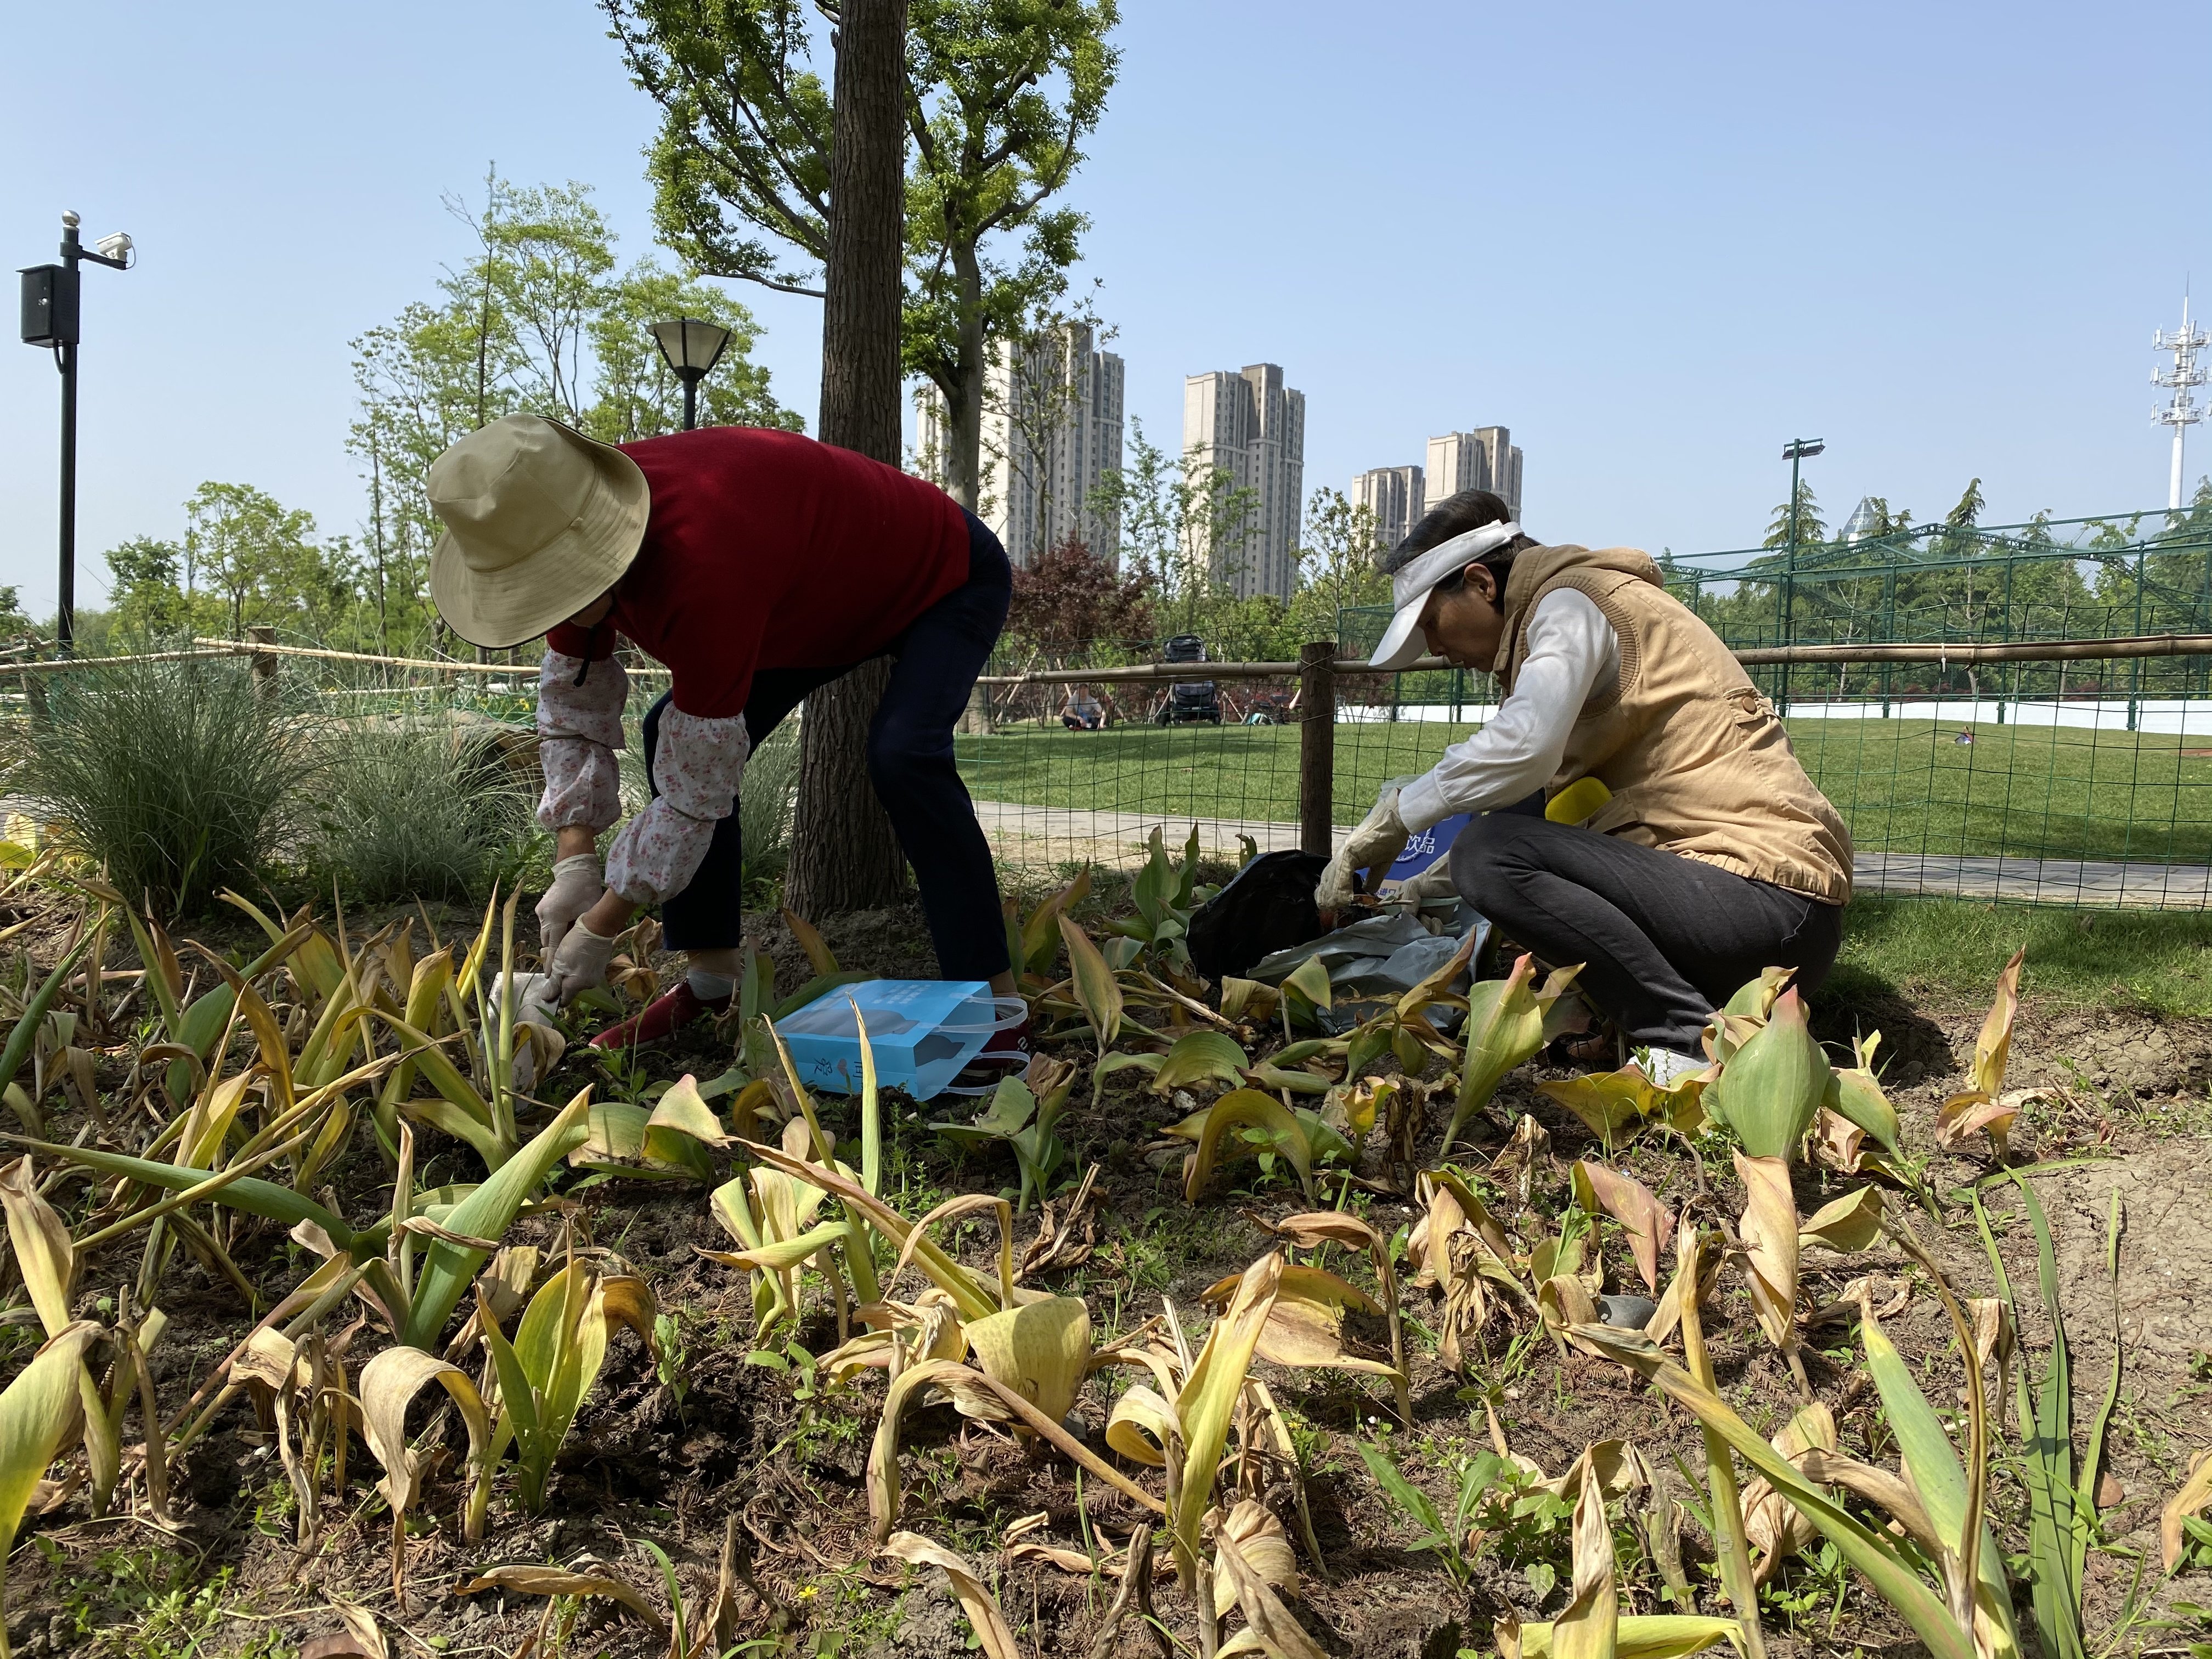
top-left (94, 233), bottom-right (133, 265)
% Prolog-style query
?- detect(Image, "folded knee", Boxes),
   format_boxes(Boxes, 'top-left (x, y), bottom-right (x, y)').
top-left (1447, 813), bottom-right (1545, 906)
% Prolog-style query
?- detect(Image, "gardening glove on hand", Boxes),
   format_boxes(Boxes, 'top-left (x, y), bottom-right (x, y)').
top-left (549, 921), bottom-right (618, 1007)
top-left (487, 971), bottom-right (567, 1091)
top-left (535, 854), bottom-right (603, 960)
top-left (1316, 781), bottom-right (1412, 910)
top-left (1396, 850), bottom-right (1460, 907)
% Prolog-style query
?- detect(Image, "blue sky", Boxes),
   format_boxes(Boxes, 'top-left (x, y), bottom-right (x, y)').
top-left (3, 1), bottom-right (2207, 612)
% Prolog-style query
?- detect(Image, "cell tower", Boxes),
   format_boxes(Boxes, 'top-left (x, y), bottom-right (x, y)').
top-left (2153, 291), bottom-right (2207, 511)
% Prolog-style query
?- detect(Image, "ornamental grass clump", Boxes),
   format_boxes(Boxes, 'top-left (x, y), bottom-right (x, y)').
top-left (306, 718), bottom-right (539, 905)
top-left (3, 657), bottom-right (317, 914)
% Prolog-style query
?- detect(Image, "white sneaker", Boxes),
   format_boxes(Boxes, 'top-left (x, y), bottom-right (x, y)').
top-left (1638, 1046), bottom-right (1706, 1087)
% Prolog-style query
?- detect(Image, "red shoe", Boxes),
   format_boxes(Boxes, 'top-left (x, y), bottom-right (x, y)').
top-left (589, 981), bottom-right (732, 1049)
top-left (951, 1015), bottom-right (1033, 1088)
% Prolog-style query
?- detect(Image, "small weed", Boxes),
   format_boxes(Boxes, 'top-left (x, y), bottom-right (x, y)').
top-left (40, 1547), bottom-right (284, 1659)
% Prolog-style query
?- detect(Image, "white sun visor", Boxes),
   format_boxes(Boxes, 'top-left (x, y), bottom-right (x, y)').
top-left (1368, 520), bottom-right (1521, 671)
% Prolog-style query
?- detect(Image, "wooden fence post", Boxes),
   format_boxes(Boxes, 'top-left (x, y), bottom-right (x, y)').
top-left (249, 626), bottom-right (278, 701)
top-left (1298, 641), bottom-right (1336, 857)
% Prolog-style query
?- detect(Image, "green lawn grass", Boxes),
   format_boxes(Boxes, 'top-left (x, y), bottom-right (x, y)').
top-left (958, 715), bottom-right (2212, 862)
top-left (1831, 896), bottom-right (2212, 1018)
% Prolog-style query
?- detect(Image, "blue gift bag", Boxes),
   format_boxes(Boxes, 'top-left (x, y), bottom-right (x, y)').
top-left (776, 979), bottom-right (1015, 1101)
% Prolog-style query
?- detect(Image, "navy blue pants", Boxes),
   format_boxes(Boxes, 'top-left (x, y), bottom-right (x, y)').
top-left (643, 510), bottom-right (1013, 980)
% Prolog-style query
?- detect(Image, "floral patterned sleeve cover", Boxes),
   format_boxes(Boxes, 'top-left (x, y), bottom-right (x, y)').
top-left (535, 651), bottom-right (629, 834)
top-left (604, 705), bottom-right (751, 906)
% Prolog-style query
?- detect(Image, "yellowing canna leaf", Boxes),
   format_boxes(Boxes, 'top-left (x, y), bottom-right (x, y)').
top-left (359, 1345), bottom-right (492, 1546)
top-left (1555, 1460), bottom-right (1620, 1659)
top-left (881, 1533), bottom-right (1022, 1659)
top-left (1280, 955), bottom-right (1333, 1013)
top-left (1933, 1090), bottom-right (2020, 1158)
top-left (1798, 1186), bottom-right (1886, 1254)
top-left (1213, 1517), bottom-right (1327, 1659)
top-left (1733, 1152), bottom-right (1800, 1355)
top-left (1149, 1030), bottom-right (1251, 1095)
top-left (0, 1158), bottom-right (74, 1334)
top-left (1178, 1089), bottom-right (1315, 1203)
top-left (1741, 1402), bottom-right (1839, 1585)
top-left (1104, 1383), bottom-right (1178, 1467)
top-left (871, 1359), bottom-right (1161, 1542)
top-left (567, 1102), bottom-right (712, 1181)
top-left (1200, 1262), bottom-right (1395, 1376)
top-left (1057, 915), bottom-right (1123, 1049)
top-left (1506, 1617), bottom-right (1745, 1659)
top-left (1572, 1160), bottom-right (1673, 1294)
top-left (781, 907), bottom-right (840, 978)
top-left (962, 1296), bottom-right (1091, 1425)
top-left (456, 1566), bottom-right (666, 1638)
top-left (1170, 1251), bottom-right (1284, 1582)
top-left (1971, 948), bottom-right (2025, 1099)
top-left (649, 1073), bottom-right (732, 1147)
top-left (1219, 978), bottom-right (1279, 1023)
top-left (2161, 1449), bottom-right (2212, 1572)
top-left (1830, 1033), bottom-right (1902, 1153)
top-left (0, 1323), bottom-right (102, 1659)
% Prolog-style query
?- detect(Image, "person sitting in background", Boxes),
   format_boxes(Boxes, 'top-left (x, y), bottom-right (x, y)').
top-left (1061, 685), bottom-right (1105, 730)
top-left (1317, 488), bottom-right (1852, 1085)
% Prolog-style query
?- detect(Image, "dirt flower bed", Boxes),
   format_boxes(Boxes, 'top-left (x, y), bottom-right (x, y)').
top-left (0, 858), bottom-right (2205, 1659)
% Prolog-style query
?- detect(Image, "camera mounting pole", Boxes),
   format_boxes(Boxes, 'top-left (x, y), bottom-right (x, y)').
top-left (19, 211), bottom-right (132, 654)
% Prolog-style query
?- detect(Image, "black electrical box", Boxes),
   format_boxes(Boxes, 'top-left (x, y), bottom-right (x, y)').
top-left (19, 264), bottom-right (80, 347)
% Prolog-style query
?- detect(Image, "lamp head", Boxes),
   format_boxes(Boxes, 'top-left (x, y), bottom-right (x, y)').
top-left (651, 317), bottom-right (732, 380)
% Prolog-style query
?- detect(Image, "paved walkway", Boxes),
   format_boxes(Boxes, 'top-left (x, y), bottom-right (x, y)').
top-left (969, 800), bottom-right (2212, 910)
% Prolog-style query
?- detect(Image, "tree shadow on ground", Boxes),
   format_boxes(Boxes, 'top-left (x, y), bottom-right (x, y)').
top-left (1812, 960), bottom-right (1957, 1086)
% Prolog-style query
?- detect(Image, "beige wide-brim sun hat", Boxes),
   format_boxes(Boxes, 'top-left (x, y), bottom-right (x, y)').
top-left (427, 414), bottom-right (651, 648)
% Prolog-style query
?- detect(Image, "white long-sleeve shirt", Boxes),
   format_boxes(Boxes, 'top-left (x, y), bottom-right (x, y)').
top-left (1396, 589), bottom-right (1620, 834)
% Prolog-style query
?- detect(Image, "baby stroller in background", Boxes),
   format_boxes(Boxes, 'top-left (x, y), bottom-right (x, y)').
top-left (1152, 634), bottom-right (1222, 725)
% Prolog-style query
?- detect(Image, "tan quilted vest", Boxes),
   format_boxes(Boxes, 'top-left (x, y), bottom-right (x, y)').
top-left (1493, 543), bottom-right (1852, 904)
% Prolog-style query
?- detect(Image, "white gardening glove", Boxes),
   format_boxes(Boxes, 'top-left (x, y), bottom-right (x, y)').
top-left (489, 971), bottom-right (566, 1091)
top-left (1396, 851), bottom-right (1460, 906)
top-left (1316, 782), bottom-right (1412, 910)
top-left (535, 854), bottom-right (603, 960)
top-left (548, 922), bottom-right (618, 1006)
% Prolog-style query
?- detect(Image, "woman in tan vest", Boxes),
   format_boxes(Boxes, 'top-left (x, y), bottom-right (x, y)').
top-left (1316, 490), bottom-right (1853, 1082)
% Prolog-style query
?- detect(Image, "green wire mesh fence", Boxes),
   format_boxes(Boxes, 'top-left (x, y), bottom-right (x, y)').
top-left (964, 506), bottom-right (2212, 908)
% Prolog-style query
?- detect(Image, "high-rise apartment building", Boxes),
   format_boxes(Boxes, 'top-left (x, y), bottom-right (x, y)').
top-left (1352, 465), bottom-right (1425, 553)
top-left (1425, 427), bottom-right (1523, 520)
top-left (912, 321), bottom-right (1125, 567)
top-left (1183, 363), bottom-right (1306, 599)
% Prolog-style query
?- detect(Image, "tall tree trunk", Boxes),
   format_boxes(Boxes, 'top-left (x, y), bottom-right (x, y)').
top-left (787, 0), bottom-right (912, 919)
top-left (943, 241), bottom-right (988, 510)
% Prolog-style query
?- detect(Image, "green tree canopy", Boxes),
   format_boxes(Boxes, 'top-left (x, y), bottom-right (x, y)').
top-left (347, 171), bottom-right (798, 650)
top-left (605, 0), bottom-right (1120, 508)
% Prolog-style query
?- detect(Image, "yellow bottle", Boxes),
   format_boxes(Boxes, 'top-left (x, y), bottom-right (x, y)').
top-left (1544, 776), bottom-right (1612, 826)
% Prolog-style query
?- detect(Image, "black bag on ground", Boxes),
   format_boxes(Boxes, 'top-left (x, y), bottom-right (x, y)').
top-left (1186, 850), bottom-right (1330, 981)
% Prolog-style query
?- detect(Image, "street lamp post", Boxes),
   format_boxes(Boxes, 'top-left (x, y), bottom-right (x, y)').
top-left (651, 318), bottom-right (733, 431)
top-left (19, 211), bottom-right (133, 653)
top-left (1778, 436), bottom-right (1825, 714)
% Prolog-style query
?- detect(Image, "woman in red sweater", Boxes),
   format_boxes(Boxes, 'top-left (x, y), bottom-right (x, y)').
top-left (425, 413), bottom-right (1023, 1060)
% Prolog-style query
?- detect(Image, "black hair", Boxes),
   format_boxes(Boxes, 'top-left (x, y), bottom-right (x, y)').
top-left (1380, 488), bottom-right (1537, 610)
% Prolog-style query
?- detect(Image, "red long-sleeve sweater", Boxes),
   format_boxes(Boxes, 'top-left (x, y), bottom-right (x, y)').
top-left (545, 425), bottom-right (971, 716)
